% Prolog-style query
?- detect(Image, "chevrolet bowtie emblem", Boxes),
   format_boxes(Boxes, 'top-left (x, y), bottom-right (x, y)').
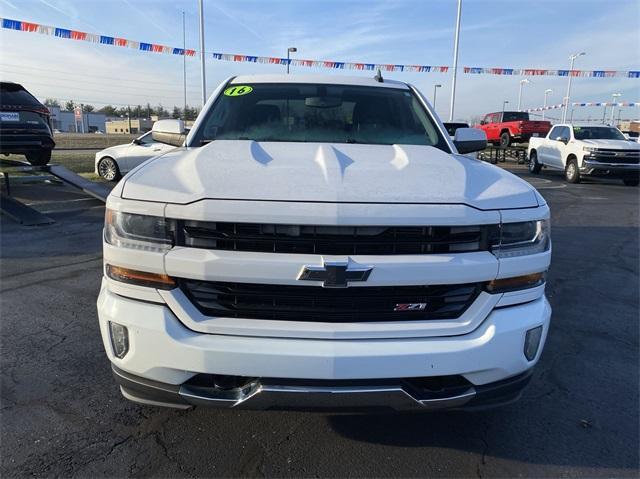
top-left (297, 260), bottom-right (373, 288)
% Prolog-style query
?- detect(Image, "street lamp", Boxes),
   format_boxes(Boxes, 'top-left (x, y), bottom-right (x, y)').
top-left (517, 78), bottom-right (530, 111)
top-left (562, 51), bottom-right (586, 123)
top-left (542, 89), bottom-right (552, 121)
top-left (610, 93), bottom-right (622, 125)
top-left (286, 47), bottom-right (297, 74)
top-left (433, 84), bottom-right (442, 110)
top-left (502, 100), bottom-right (509, 115)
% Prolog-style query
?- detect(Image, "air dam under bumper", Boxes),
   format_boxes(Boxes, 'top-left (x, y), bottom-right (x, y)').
top-left (113, 364), bottom-right (533, 411)
top-left (98, 286), bottom-right (551, 411)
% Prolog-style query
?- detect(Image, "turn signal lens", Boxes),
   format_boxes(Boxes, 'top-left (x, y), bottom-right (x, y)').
top-left (105, 264), bottom-right (176, 290)
top-left (485, 272), bottom-right (545, 293)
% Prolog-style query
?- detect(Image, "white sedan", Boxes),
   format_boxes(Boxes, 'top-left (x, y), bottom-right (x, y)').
top-left (94, 132), bottom-right (176, 181)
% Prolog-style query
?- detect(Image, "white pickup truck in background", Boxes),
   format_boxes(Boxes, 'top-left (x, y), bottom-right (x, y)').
top-left (528, 124), bottom-right (640, 186)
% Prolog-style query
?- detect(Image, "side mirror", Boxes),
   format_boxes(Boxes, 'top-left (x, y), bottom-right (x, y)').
top-left (555, 136), bottom-right (568, 144)
top-left (480, 120), bottom-right (486, 125)
top-left (151, 119), bottom-right (186, 147)
top-left (453, 128), bottom-right (487, 155)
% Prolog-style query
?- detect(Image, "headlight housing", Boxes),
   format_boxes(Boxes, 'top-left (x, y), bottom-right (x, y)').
top-left (104, 209), bottom-right (174, 252)
top-left (583, 146), bottom-right (597, 154)
top-left (492, 219), bottom-right (550, 258)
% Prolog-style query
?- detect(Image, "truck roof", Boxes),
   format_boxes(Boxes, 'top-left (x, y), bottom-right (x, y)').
top-left (229, 74), bottom-right (410, 89)
top-left (555, 123), bottom-right (616, 128)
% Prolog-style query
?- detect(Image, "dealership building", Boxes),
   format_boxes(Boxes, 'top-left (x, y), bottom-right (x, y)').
top-left (48, 106), bottom-right (106, 133)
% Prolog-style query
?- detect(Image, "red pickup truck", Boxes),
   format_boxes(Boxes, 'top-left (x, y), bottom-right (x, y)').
top-left (477, 111), bottom-right (551, 147)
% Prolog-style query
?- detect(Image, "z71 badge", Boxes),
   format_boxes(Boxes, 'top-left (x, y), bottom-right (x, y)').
top-left (394, 303), bottom-right (427, 311)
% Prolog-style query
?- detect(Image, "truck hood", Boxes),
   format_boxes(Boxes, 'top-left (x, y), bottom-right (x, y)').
top-left (121, 141), bottom-right (539, 210)
top-left (580, 139), bottom-right (640, 150)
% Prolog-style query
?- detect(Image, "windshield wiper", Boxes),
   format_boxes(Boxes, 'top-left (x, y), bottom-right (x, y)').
top-left (200, 139), bottom-right (214, 146)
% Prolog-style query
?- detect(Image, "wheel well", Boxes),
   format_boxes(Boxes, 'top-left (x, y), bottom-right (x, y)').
top-left (530, 148), bottom-right (537, 156)
top-left (565, 154), bottom-right (577, 167)
top-left (500, 129), bottom-right (510, 136)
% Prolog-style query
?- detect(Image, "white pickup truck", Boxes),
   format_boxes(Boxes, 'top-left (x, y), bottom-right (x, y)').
top-left (528, 123), bottom-right (640, 186)
top-left (98, 74), bottom-right (552, 412)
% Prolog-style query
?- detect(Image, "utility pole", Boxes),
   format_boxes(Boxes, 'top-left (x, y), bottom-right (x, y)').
top-left (198, 0), bottom-right (206, 107)
top-left (562, 52), bottom-right (586, 123)
top-left (448, 0), bottom-right (462, 122)
top-left (610, 93), bottom-right (621, 125)
top-left (542, 89), bottom-right (552, 121)
top-left (517, 79), bottom-right (530, 111)
top-left (127, 105), bottom-right (132, 133)
top-left (183, 10), bottom-right (187, 118)
top-left (433, 84), bottom-right (442, 110)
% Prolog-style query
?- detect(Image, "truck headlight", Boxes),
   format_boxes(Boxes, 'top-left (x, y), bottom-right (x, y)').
top-left (492, 220), bottom-right (550, 258)
top-left (583, 146), bottom-right (597, 155)
top-left (104, 209), bottom-right (174, 252)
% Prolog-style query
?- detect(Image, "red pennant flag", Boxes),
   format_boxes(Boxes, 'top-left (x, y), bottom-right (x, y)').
top-left (70, 30), bottom-right (87, 41)
top-left (115, 38), bottom-right (127, 47)
top-left (21, 21), bottom-right (39, 32)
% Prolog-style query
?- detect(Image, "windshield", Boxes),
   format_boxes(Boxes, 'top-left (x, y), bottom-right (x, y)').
top-left (573, 126), bottom-right (626, 141)
top-left (502, 112), bottom-right (529, 122)
top-left (192, 83), bottom-right (449, 150)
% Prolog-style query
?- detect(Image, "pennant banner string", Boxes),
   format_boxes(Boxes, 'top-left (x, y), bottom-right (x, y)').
top-left (2, 17), bottom-right (639, 78)
top-left (527, 102), bottom-right (639, 112)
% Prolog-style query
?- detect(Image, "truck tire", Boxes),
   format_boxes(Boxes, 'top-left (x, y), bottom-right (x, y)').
top-left (499, 131), bottom-right (511, 148)
top-left (26, 150), bottom-right (51, 166)
top-left (528, 151), bottom-right (542, 174)
top-left (622, 176), bottom-right (639, 187)
top-left (565, 158), bottom-right (581, 184)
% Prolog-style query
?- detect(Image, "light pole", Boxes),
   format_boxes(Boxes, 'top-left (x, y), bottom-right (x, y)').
top-left (198, 0), bottom-right (206, 107)
top-left (517, 78), bottom-right (530, 111)
top-left (448, 0), bottom-right (462, 121)
top-left (182, 10), bottom-right (187, 119)
top-left (433, 84), bottom-right (442, 110)
top-left (562, 51), bottom-right (586, 123)
top-left (286, 47), bottom-right (297, 74)
top-left (542, 89), bottom-right (552, 120)
top-left (502, 100), bottom-right (509, 115)
top-left (610, 93), bottom-right (621, 125)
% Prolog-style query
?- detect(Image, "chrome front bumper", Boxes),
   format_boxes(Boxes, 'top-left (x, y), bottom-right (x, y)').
top-left (112, 365), bottom-right (532, 412)
top-left (583, 160), bottom-right (640, 172)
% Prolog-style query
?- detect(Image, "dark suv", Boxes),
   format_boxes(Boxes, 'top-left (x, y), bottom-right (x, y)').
top-left (0, 82), bottom-right (55, 165)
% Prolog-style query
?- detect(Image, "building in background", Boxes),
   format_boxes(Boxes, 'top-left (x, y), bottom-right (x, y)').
top-left (48, 106), bottom-right (106, 133)
top-left (105, 118), bottom-right (154, 135)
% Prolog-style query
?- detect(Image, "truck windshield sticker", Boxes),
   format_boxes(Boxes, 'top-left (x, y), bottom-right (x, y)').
top-left (224, 85), bottom-right (253, 97)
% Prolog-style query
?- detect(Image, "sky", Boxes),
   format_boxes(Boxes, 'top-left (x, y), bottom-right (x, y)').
top-left (1, 0), bottom-right (639, 122)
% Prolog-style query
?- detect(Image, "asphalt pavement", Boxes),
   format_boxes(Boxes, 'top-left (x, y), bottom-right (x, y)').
top-left (1, 165), bottom-right (638, 477)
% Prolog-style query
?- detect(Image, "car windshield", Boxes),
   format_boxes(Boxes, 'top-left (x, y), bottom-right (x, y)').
top-left (502, 112), bottom-right (529, 122)
top-left (192, 83), bottom-right (448, 150)
top-left (573, 126), bottom-right (626, 141)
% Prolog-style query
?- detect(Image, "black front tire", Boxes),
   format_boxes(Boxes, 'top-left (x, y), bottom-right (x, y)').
top-left (529, 151), bottom-right (542, 174)
top-left (26, 150), bottom-right (51, 166)
top-left (622, 176), bottom-right (639, 187)
top-left (97, 157), bottom-right (121, 181)
top-left (499, 132), bottom-right (511, 148)
top-left (565, 158), bottom-right (581, 183)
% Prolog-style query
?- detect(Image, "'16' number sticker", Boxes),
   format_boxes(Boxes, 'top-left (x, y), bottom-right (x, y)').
top-left (224, 85), bottom-right (253, 97)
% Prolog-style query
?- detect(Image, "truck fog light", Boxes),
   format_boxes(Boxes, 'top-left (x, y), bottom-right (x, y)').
top-left (524, 326), bottom-right (543, 361)
top-left (109, 322), bottom-right (129, 359)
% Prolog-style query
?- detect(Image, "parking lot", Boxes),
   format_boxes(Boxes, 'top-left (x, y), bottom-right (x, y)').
top-left (1, 164), bottom-right (638, 477)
